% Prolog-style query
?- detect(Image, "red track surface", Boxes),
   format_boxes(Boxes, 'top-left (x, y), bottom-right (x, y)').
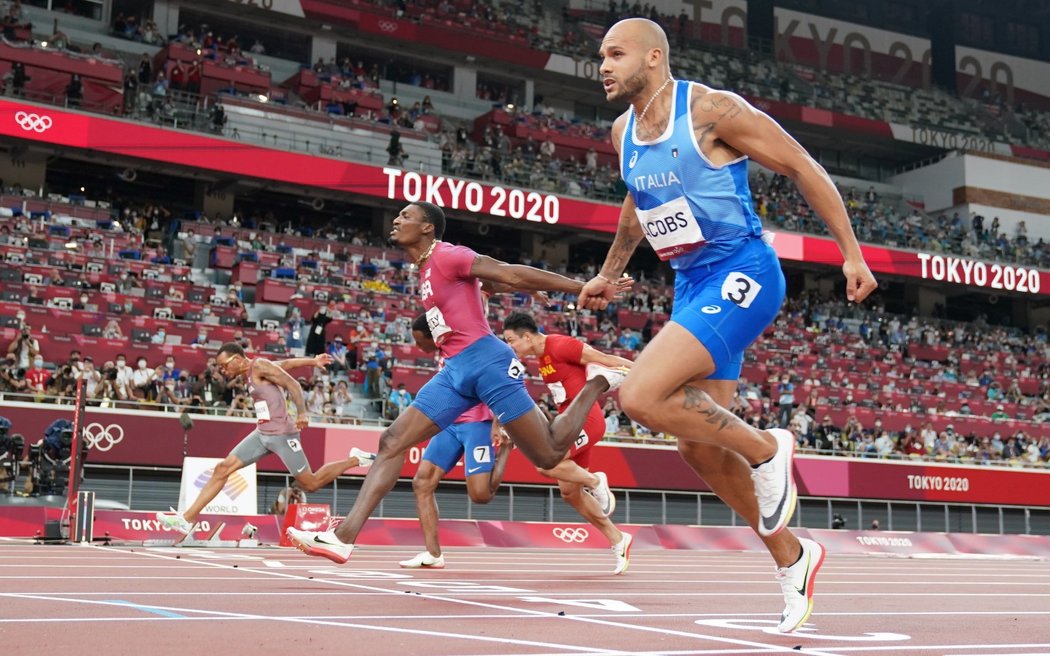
top-left (1, 539), bottom-right (1048, 655)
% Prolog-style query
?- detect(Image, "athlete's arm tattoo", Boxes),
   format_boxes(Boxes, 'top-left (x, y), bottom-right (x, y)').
top-left (682, 385), bottom-right (734, 432)
top-left (692, 93), bottom-right (745, 150)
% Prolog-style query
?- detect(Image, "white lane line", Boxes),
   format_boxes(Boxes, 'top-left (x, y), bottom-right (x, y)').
top-left (100, 546), bottom-right (846, 656)
top-left (823, 645), bottom-right (1050, 653)
top-left (2, 592), bottom-right (622, 655)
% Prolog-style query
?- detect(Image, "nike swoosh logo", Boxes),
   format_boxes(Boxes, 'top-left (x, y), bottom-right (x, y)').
top-left (296, 465), bottom-right (307, 473)
top-left (467, 466), bottom-right (483, 473)
top-left (496, 413), bottom-right (505, 420)
top-left (760, 465), bottom-right (791, 532)
top-left (794, 553), bottom-right (810, 596)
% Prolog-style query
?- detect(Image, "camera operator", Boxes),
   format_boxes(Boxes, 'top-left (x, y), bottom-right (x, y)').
top-left (191, 365), bottom-right (226, 411)
top-left (48, 363), bottom-right (77, 401)
top-left (0, 416), bottom-right (22, 493)
top-left (95, 362), bottom-right (122, 407)
top-left (7, 323), bottom-right (40, 370)
top-left (79, 357), bottom-right (101, 399)
top-left (0, 354), bottom-right (27, 394)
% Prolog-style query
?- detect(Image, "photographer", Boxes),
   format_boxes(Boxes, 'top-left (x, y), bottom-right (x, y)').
top-left (0, 354), bottom-right (27, 394)
top-left (79, 357), bottom-right (101, 399)
top-left (191, 367), bottom-right (226, 412)
top-left (47, 363), bottom-right (77, 401)
top-left (156, 377), bottom-right (187, 411)
top-left (7, 324), bottom-right (40, 370)
top-left (95, 362), bottom-right (130, 407)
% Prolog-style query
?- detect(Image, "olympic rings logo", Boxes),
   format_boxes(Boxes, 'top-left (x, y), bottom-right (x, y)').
top-left (552, 527), bottom-right (589, 543)
top-left (15, 111), bottom-right (53, 133)
top-left (83, 422), bottom-right (125, 452)
top-left (377, 20), bottom-right (398, 32)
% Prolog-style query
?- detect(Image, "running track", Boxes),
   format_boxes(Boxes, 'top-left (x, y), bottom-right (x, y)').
top-left (1, 539), bottom-right (1048, 655)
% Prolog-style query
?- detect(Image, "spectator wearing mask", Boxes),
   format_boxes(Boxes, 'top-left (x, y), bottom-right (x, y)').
top-left (24, 355), bottom-right (51, 395)
top-left (387, 383), bottom-right (412, 419)
top-left (327, 336), bottom-right (348, 373)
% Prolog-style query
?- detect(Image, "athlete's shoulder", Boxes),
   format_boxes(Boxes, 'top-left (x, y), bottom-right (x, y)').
top-left (435, 241), bottom-right (476, 259)
top-left (689, 85), bottom-right (751, 118)
top-left (610, 110), bottom-right (631, 150)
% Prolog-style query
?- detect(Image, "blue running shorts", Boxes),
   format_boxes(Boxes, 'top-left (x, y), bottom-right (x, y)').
top-left (412, 334), bottom-right (536, 429)
top-left (670, 237), bottom-right (786, 380)
top-left (421, 421), bottom-right (495, 475)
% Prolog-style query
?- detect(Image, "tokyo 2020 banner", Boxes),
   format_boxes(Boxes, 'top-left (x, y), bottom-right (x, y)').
top-left (3, 99), bottom-right (1046, 295)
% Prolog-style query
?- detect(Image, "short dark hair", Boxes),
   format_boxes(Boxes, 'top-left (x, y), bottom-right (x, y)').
top-left (410, 201), bottom-right (446, 239)
top-left (503, 311), bottom-right (538, 334)
top-left (217, 342), bottom-right (245, 358)
top-left (411, 314), bottom-right (430, 337)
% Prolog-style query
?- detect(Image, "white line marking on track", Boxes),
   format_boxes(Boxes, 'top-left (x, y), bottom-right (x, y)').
top-left (1, 592), bottom-right (622, 655)
top-left (94, 545), bottom-right (847, 656)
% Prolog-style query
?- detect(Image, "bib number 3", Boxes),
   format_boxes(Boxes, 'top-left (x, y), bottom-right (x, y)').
top-left (721, 272), bottom-right (762, 309)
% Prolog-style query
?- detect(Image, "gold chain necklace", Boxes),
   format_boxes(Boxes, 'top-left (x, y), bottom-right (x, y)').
top-left (416, 239), bottom-right (440, 267)
top-left (636, 77), bottom-right (673, 124)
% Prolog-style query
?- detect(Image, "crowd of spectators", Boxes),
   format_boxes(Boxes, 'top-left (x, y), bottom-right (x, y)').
top-left (2, 190), bottom-right (1050, 468)
top-left (751, 172), bottom-right (1050, 269)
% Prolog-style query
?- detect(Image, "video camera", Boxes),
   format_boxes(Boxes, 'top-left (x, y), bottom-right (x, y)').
top-left (26, 419), bottom-right (87, 496)
top-left (0, 416), bottom-right (25, 493)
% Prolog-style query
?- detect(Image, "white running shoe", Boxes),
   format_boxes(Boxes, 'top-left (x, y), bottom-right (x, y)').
top-left (751, 428), bottom-right (798, 537)
top-left (155, 509), bottom-right (195, 536)
top-left (611, 532), bottom-right (633, 575)
top-left (286, 527), bottom-right (354, 564)
top-left (350, 447), bottom-right (376, 468)
top-left (583, 471), bottom-right (616, 517)
top-left (399, 551), bottom-right (446, 569)
top-left (585, 363), bottom-right (630, 391)
top-left (775, 538), bottom-right (826, 633)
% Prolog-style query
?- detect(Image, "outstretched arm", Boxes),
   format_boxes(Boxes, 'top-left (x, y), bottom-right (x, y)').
top-left (578, 343), bottom-right (633, 368)
top-left (275, 353), bottom-right (332, 371)
top-left (704, 90), bottom-right (877, 303)
top-left (470, 255), bottom-right (587, 295)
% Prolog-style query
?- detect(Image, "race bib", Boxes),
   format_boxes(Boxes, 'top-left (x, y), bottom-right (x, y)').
top-left (254, 400), bottom-right (271, 421)
top-left (507, 358), bottom-right (526, 379)
top-left (574, 430), bottom-right (589, 449)
top-left (547, 381), bottom-right (567, 405)
top-left (635, 196), bottom-right (705, 261)
top-left (472, 445), bottom-right (492, 464)
top-left (425, 306), bottom-right (452, 343)
top-left (720, 271), bottom-right (762, 309)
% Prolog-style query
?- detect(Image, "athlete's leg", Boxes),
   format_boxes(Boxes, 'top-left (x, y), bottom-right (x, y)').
top-left (486, 439), bottom-right (513, 498)
top-left (619, 323), bottom-right (776, 464)
top-left (293, 453), bottom-right (367, 493)
top-left (556, 477), bottom-right (622, 545)
top-left (538, 457), bottom-right (600, 489)
top-left (411, 460), bottom-right (446, 558)
top-left (678, 377), bottom-right (801, 567)
top-left (501, 378), bottom-right (609, 470)
top-left (332, 407), bottom-right (442, 543)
